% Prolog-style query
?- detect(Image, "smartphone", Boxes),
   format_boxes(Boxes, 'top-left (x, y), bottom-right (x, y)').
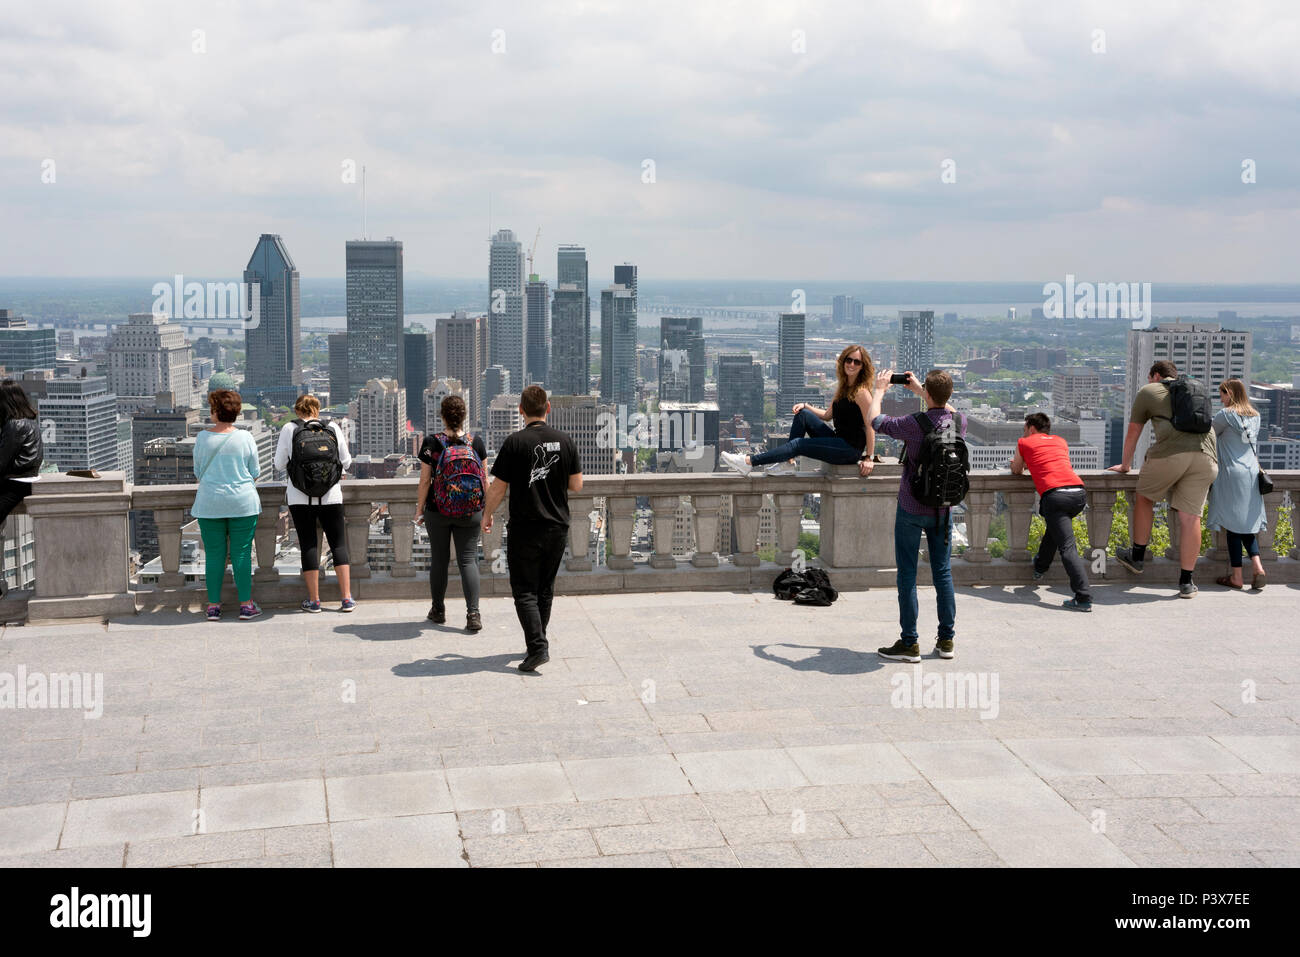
top-left (889, 373), bottom-right (911, 385)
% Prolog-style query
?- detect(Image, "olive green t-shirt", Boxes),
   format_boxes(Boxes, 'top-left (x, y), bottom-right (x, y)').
top-left (1131, 382), bottom-right (1216, 460)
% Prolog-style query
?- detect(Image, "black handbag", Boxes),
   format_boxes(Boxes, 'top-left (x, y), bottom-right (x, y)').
top-left (1246, 425), bottom-right (1273, 495)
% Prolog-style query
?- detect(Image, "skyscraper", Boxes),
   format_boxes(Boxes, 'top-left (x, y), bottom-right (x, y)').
top-left (1126, 322), bottom-right (1252, 468)
top-left (435, 311), bottom-right (483, 430)
top-left (614, 263), bottom-right (638, 301)
top-left (551, 283), bottom-right (588, 397)
top-left (486, 393), bottom-right (523, 455)
top-left (556, 246), bottom-right (590, 395)
top-left (350, 378), bottom-right (406, 457)
top-left (482, 365), bottom-right (510, 419)
top-left (107, 312), bottom-right (194, 412)
top-left (346, 239), bottom-right (405, 397)
top-left (897, 310), bottom-right (936, 376)
top-left (658, 316), bottom-right (705, 405)
top-left (717, 354), bottom-right (765, 430)
top-left (0, 309), bottom-right (56, 373)
top-left (328, 333), bottom-right (349, 408)
top-left (242, 234), bottom-right (302, 402)
top-left (600, 284), bottom-right (637, 417)
top-left (403, 331), bottom-right (434, 431)
top-left (548, 394), bottom-right (616, 475)
top-left (777, 312), bottom-right (820, 408)
top-left (38, 376), bottom-right (119, 471)
top-left (488, 229), bottom-right (527, 391)
top-left (525, 277), bottom-right (550, 389)
top-left (424, 378), bottom-right (467, 437)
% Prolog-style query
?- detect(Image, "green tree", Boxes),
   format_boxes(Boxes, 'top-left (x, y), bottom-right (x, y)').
top-left (797, 531), bottom-right (820, 559)
top-left (1027, 513), bottom-right (1090, 556)
top-left (1275, 498), bottom-right (1294, 557)
top-left (757, 545), bottom-right (777, 563)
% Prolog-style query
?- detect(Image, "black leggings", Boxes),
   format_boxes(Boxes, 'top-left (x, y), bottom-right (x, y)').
top-left (288, 503), bottom-right (350, 571)
top-left (1225, 532), bottom-right (1259, 569)
top-left (0, 478), bottom-right (33, 528)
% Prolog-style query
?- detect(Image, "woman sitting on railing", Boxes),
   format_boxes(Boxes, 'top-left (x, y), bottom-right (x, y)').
top-left (192, 388), bottom-right (262, 622)
top-left (720, 344), bottom-right (876, 478)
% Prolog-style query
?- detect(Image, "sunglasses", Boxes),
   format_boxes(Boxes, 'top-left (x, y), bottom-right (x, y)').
top-left (843, 357), bottom-right (863, 366)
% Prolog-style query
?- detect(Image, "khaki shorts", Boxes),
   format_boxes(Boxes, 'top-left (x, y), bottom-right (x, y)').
top-left (1135, 451), bottom-right (1219, 515)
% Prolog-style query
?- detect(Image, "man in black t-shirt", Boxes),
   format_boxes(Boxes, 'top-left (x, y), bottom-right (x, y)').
top-left (482, 385), bottom-right (583, 671)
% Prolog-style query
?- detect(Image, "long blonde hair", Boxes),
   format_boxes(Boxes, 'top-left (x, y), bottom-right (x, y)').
top-left (834, 344), bottom-right (874, 404)
top-left (1218, 379), bottom-right (1258, 418)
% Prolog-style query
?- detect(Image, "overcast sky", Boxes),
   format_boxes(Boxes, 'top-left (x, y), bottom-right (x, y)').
top-left (2, 0), bottom-right (1298, 282)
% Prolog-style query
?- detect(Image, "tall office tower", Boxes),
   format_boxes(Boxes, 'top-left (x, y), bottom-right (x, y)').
top-left (717, 354), bottom-right (765, 430)
top-left (600, 284), bottom-right (638, 416)
top-left (614, 263), bottom-right (638, 302)
top-left (1249, 378), bottom-right (1300, 438)
top-left (488, 229), bottom-right (527, 391)
top-left (556, 246), bottom-right (590, 389)
top-left (1052, 367), bottom-right (1102, 417)
top-left (424, 378), bottom-right (467, 437)
top-left (116, 416), bottom-right (132, 475)
top-left (525, 277), bottom-right (550, 388)
top-left (436, 311), bottom-right (483, 430)
top-left (486, 393), bottom-right (523, 455)
top-left (107, 312), bottom-right (194, 413)
top-left (327, 333), bottom-right (349, 408)
top-left (551, 283), bottom-right (589, 396)
top-left (0, 309), bottom-right (56, 373)
top-left (482, 365), bottom-right (510, 418)
top-left (1126, 322), bottom-right (1252, 468)
top-left (402, 332), bottom-right (434, 431)
top-left (38, 376), bottom-right (119, 471)
top-left (346, 239), bottom-right (405, 397)
top-left (241, 234), bottom-right (302, 403)
top-left (777, 312), bottom-right (820, 408)
top-left (897, 310), bottom-right (936, 376)
top-left (548, 394), bottom-right (616, 475)
top-left (658, 316), bottom-right (705, 405)
top-left (350, 378), bottom-right (407, 457)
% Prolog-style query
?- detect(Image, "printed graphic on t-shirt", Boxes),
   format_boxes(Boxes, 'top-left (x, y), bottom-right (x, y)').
top-left (530, 443), bottom-right (561, 486)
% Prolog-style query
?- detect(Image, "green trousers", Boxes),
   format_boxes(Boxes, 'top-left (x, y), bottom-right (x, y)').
top-left (198, 515), bottom-right (259, 604)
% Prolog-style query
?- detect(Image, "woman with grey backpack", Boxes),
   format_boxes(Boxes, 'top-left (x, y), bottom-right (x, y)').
top-left (1207, 379), bottom-right (1267, 591)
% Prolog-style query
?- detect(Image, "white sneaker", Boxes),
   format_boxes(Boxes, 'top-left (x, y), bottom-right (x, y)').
top-left (764, 462), bottom-right (795, 475)
top-left (720, 451), bottom-right (756, 476)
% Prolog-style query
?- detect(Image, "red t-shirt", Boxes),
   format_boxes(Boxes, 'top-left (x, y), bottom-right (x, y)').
top-left (1017, 432), bottom-right (1082, 495)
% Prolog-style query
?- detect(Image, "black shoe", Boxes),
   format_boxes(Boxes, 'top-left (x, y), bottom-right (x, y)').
top-left (466, 612), bottom-right (482, 632)
top-left (1114, 548), bottom-right (1144, 574)
top-left (518, 651), bottom-right (550, 672)
top-left (427, 604), bottom-right (445, 623)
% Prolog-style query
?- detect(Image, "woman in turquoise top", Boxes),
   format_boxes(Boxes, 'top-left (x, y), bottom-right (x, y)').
top-left (1207, 379), bottom-right (1267, 591)
top-left (192, 389), bottom-right (262, 620)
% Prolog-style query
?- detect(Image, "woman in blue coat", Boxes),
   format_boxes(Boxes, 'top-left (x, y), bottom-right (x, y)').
top-left (1207, 379), bottom-right (1267, 590)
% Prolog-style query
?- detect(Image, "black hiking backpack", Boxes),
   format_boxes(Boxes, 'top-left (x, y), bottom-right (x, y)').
top-left (1156, 376), bottom-right (1213, 434)
top-left (287, 418), bottom-right (343, 502)
top-left (904, 411), bottom-right (970, 509)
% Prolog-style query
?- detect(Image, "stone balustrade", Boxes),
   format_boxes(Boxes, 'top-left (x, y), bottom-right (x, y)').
top-left (10, 466), bottom-right (1300, 624)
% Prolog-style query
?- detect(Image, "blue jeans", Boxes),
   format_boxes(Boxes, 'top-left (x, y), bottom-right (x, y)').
top-left (750, 408), bottom-right (861, 466)
top-left (894, 504), bottom-right (956, 642)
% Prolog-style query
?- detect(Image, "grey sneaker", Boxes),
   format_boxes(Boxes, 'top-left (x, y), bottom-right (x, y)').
top-left (764, 462), bottom-right (795, 476)
top-left (1114, 548), bottom-right (1144, 574)
top-left (1179, 582), bottom-right (1198, 599)
top-left (878, 640), bottom-right (921, 663)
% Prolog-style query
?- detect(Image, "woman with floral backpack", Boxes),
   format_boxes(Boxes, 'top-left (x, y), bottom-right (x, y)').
top-left (416, 394), bottom-right (487, 632)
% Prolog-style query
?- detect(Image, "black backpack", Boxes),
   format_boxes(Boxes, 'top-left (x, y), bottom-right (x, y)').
top-left (773, 567), bottom-right (838, 605)
top-left (904, 411), bottom-right (970, 509)
top-left (1156, 376), bottom-right (1213, 434)
top-left (287, 418), bottom-right (343, 502)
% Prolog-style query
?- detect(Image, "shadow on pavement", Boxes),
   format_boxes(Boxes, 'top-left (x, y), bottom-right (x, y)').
top-left (393, 653), bottom-right (522, 677)
top-left (752, 642), bottom-right (886, 675)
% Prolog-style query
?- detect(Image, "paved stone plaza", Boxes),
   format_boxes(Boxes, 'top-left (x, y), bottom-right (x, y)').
top-left (1, 583), bottom-right (1298, 867)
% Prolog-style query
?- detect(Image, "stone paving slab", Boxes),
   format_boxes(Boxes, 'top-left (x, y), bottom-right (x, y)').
top-left (1, 584), bottom-right (1297, 866)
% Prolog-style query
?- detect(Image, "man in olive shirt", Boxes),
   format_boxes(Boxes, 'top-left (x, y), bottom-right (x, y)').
top-left (1109, 360), bottom-right (1218, 597)
top-left (481, 385), bottom-right (583, 672)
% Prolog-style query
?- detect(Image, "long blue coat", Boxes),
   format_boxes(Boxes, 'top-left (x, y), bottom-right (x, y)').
top-left (1207, 409), bottom-right (1267, 534)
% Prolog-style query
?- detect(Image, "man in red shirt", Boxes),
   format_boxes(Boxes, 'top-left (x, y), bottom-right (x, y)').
top-left (1009, 412), bottom-right (1093, 611)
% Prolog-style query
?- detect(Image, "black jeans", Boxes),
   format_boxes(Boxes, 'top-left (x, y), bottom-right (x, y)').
top-left (288, 503), bottom-right (350, 571)
top-left (1035, 487), bottom-right (1092, 603)
top-left (506, 520), bottom-right (568, 656)
top-left (0, 479), bottom-right (33, 593)
top-left (426, 508), bottom-right (482, 613)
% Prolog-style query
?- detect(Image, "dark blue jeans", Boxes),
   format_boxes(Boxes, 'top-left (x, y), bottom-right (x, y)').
top-left (750, 408), bottom-right (861, 467)
top-left (894, 504), bottom-right (956, 642)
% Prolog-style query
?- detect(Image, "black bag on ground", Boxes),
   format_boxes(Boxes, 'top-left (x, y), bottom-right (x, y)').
top-left (773, 568), bottom-right (807, 600)
top-left (905, 412), bottom-right (970, 508)
top-left (793, 586), bottom-right (835, 607)
top-left (1157, 375), bottom-right (1213, 434)
top-left (287, 418), bottom-right (343, 501)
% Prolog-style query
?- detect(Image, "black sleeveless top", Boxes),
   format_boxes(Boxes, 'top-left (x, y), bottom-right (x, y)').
top-left (831, 396), bottom-right (867, 451)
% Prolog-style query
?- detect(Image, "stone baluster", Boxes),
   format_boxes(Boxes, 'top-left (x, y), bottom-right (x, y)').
top-left (566, 494), bottom-right (596, 571)
top-left (1003, 489), bottom-right (1038, 563)
top-left (481, 500), bottom-right (508, 576)
top-left (649, 495), bottom-right (680, 569)
top-left (253, 491), bottom-right (282, 583)
top-left (1207, 527), bottom-right (1227, 563)
top-left (387, 498), bottom-right (416, 577)
top-left (691, 494), bottom-right (722, 568)
top-left (153, 507), bottom-right (187, 587)
top-left (606, 496), bottom-right (636, 570)
top-left (731, 493), bottom-right (763, 567)
top-left (962, 490), bottom-right (996, 564)
top-left (343, 500), bottom-right (374, 580)
top-left (773, 493), bottom-right (804, 566)
top-left (1084, 488), bottom-right (1117, 568)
